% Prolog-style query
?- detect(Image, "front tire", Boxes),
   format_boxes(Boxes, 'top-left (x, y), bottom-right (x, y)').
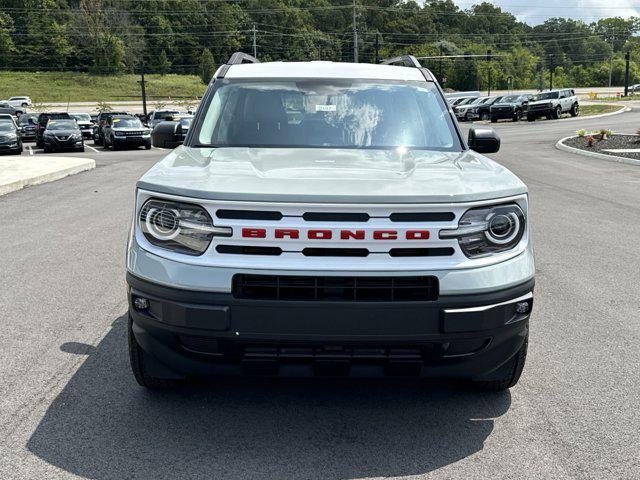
top-left (128, 315), bottom-right (182, 389)
top-left (527, 115), bottom-right (535, 122)
top-left (513, 109), bottom-right (522, 122)
top-left (552, 105), bottom-right (562, 119)
top-left (480, 111), bottom-right (490, 121)
top-left (473, 335), bottom-right (528, 391)
top-left (490, 116), bottom-right (498, 123)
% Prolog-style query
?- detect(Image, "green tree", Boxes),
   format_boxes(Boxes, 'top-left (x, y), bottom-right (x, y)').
top-left (199, 48), bottom-right (215, 84)
top-left (158, 50), bottom-right (171, 76)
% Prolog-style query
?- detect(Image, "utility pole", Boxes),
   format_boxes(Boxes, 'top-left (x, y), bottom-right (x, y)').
top-left (608, 29), bottom-right (615, 88)
top-left (374, 32), bottom-right (379, 64)
top-left (486, 49), bottom-right (492, 96)
top-left (252, 24), bottom-right (257, 58)
top-left (624, 50), bottom-right (631, 96)
top-left (138, 61), bottom-right (147, 117)
top-left (439, 44), bottom-right (443, 82)
top-left (352, 0), bottom-right (358, 63)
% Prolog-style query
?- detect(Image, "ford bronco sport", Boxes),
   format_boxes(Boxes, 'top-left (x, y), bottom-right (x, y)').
top-left (527, 88), bottom-right (579, 121)
top-left (126, 53), bottom-right (534, 391)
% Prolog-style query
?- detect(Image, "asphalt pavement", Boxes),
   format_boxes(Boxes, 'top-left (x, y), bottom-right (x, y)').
top-left (0, 113), bottom-right (639, 479)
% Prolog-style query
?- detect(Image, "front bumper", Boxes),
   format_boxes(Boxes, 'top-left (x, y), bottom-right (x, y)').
top-left (490, 108), bottom-right (516, 119)
top-left (127, 272), bottom-right (533, 379)
top-left (44, 137), bottom-right (83, 151)
top-left (113, 136), bottom-right (151, 147)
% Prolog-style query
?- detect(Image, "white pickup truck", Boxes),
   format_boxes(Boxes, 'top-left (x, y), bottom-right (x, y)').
top-left (126, 53), bottom-right (535, 391)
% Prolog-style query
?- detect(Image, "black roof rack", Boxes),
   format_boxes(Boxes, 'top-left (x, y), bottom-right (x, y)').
top-left (381, 55), bottom-right (422, 68)
top-left (216, 52), bottom-right (260, 79)
top-left (227, 52), bottom-right (260, 66)
top-left (380, 55), bottom-right (436, 82)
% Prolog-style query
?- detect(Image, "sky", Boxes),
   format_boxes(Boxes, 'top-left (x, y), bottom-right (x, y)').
top-left (450, 1), bottom-right (640, 25)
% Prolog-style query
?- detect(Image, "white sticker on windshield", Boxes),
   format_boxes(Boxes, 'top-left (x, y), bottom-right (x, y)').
top-left (316, 104), bottom-right (336, 112)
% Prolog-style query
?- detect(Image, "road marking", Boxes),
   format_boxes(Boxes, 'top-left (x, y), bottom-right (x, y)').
top-left (152, 146), bottom-right (167, 150)
top-left (28, 146), bottom-right (33, 155)
top-left (85, 145), bottom-right (99, 153)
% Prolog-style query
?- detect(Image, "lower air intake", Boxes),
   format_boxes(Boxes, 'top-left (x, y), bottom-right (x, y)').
top-left (232, 274), bottom-right (439, 302)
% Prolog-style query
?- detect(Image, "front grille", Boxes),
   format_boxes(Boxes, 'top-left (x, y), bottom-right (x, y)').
top-left (232, 274), bottom-right (439, 302)
top-left (119, 130), bottom-right (144, 136)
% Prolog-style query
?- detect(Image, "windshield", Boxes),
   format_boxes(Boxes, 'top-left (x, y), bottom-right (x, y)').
top-left (500, 95), bottom-right (520, 103)
top-left (112, 117), bottom-right (143, 128)
top-left (0, 121), bottom-right (15, 131)
top-left (196, 79), bottom-right (458, 150)
top-left (19, 115), bottom-right (36, 125)
top-left (47, 120), bottom-right (77, 131)
top-left (537, 91), bottom-right (559, 100)
top-left (72, 114), bottom-right (91, 122)
top-left (155, 111), bottom-right (179, 120)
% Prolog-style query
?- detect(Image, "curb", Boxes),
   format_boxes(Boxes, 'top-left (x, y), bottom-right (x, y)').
top-left (0, 157), bottom-right (96, 196)
top-left (555, 136), bottom-right (640, 167)
top-left (472, 104), bottom-right (630, 125)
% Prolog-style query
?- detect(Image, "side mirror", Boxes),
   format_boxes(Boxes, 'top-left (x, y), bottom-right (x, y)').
top-left (468, 127), bottom-right (500, 154)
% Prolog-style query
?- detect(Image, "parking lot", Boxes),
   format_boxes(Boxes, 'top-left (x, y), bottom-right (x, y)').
top-left (0, 105), bottom-right (638, 479)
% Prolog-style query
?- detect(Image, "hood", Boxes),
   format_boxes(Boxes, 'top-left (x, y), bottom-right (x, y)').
top-left (137, 146), bottom-right (527, 204)
top-left (491, 102), bottom-right (517, 108)
top-left (45, 129), bottom-right (79, 136)
top-left (528, 99), bottom-right (553, 106)
top-left (113, 127), bottom-right (146, 132)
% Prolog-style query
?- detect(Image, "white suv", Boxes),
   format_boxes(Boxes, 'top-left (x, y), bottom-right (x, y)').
top-left (126, 53), bottom-right (534, 391)
top-left (5, 96), bottom-right (32, 108)
top-left (527, 89), bottom-right (579, 121)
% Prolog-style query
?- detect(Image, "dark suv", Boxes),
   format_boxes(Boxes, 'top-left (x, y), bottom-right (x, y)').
top-left (36, 112), bottom-right (71, 148)
top-left (490, 94), bottom-right (534, 122)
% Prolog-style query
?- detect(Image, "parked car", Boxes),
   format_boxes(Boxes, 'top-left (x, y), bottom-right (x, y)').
top-left (5, 96), bottom-right (32, 108)
top-left (17, 113), bottom-right (38, 141)
top-left (453, 96), bottom-right (487, 121)
top-left (490, 94), bottom-right (534, 122)
top-left (449, 96), bottom-right (474, 107)
top-left (0, 114), bottom-right (23, 155)
top-left (148, 110), bottom-right (181, 128)
top-left (35, 112), bottom-right (71, 148)
top-left (0, 102), bottom-right (20, 117)
top-left (527, 89), bottom-right (579, 121)
top-left (151, 115), bottom-right (193, 148)
top-left (42, 119), bottom-right (84, 153)
top-left (70, 112), bottom-right (94, 139)
top-left (126, 52), bottom-right (533, 391)
top-left (471, 96), bottom-right (504, 122)
top-left (102, 115), bottom-right (151, 150)
top-left (94, 111), bottom-right (129, 145)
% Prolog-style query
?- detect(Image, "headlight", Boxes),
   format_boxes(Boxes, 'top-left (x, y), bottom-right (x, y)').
top-left (6, 132), bottom-right (17, 139)
top-left (143, 129), bottom-right (151, 135)
top-left (114, 130), bottom-right (125, 137)
top-left (72, 133), bottom-right (82, 140)
top-left (440, 204), bottom-right (526, 258)
top-left (139, 198), bottom-right (232, 255)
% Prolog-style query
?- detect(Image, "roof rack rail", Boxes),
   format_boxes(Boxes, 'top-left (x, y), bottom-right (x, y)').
top-left (216, 52), bottom-right (260, 79)
top-left (381, 55), bottom-right (422, 68)
top-left (227, 52), bottom-right (260, 66)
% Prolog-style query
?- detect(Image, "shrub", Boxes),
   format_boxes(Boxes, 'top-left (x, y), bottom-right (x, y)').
top-left (586, 135), bottom-right (595, 147)
top-left (576, 129), bottom-right (587, 137)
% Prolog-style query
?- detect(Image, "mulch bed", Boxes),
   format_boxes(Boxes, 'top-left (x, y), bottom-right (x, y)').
top-left (564, 134), bottom-right (640, 160)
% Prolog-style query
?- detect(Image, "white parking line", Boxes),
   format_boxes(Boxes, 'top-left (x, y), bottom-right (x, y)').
top-left (152, 146), bottom-right (167, 150)
top-left (85, 145), bottom-right (99, 153)
top-left (28, 146), bottom-right (33, 155)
